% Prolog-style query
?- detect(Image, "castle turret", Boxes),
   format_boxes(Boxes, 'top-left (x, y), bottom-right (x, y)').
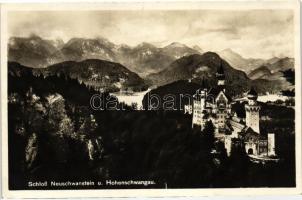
top-left (201, 78), bottom-right (207, 88)
top-left (216, 63), bottom-right (225, 85)
top-left (245, 87), bottom-right (260, 133)
top-left (216, 63), bottom-right (225, 91)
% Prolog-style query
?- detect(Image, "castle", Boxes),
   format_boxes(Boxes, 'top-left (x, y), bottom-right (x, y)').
top-left (185, 64), bottom-right (276, 159)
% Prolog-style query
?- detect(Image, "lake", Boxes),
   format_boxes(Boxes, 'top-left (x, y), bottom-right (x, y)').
top-left (110, 89), bottom-right (151, 110)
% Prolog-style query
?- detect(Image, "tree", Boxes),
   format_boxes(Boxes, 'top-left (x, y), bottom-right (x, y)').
top-left (204, 120), bottom-right (215, 135)
top-left (131, 102), bottom-right (138, 110)
top-left (202, 120), bottom-right (215, 148)
top-left (227, 144), bottom-right (249, 187)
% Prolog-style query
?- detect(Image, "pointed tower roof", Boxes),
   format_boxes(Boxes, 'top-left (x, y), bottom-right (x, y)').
top-left (247, 87), bottom-right (258, 100)
top-left (216, 61), bottom-right (225, 81)
top-left (248, 87), bottom-right (258, 96)
top-left (217, 62), bottom-right (224, 75)
top-left (201, 78), bottom-right (208, 89)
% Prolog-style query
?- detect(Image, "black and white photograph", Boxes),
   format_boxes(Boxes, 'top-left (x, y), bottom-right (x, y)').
top-left (1, 1), bottom-right (301, 197)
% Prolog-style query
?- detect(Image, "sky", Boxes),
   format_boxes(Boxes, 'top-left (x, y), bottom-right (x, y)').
top-left (8, 10), bottom-right (294, 59)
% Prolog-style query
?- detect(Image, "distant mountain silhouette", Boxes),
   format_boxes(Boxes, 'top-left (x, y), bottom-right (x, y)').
top-left (249, 57), bottom-right (294, 82)
top-left (248, 57), bottom-right (295, 91)
top-left (161, 42), bottom-right (200, 59)
top-left (147, 52), bottom-right (251, 96)
top-left (50, 38), bottom-right (117, 64)
top-left (267, 57), bottom-right (280, 65)
top-left (248, 66), bottom-right (272, 80)
top-left (8, 36), bottom-right (201, 77)
top-left (266, 57), bottom-right (294, 73)
top-left (218, 48), bottom-right (266, 73)
top-left (116, 42), bottom-right (173, 76)
top-left (9, 35), bottom-right (60, 68)
top-left (8, 36), bottom-right (294, 94)
top-left (192, 45), bottom-right (203, 53)
top-left (147, 52), bottom-right (291, 96)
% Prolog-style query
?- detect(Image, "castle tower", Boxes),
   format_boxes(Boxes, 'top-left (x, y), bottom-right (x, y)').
top-left (216, 63), bottom-right (225, 88)
top-left (192, 89), bottom-right (207, 129)
top-left (245, 88), bottom-right (260, 133)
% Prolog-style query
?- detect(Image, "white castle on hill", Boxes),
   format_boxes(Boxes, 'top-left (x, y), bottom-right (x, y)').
top-left (185, 64), bottom-right (277, 160)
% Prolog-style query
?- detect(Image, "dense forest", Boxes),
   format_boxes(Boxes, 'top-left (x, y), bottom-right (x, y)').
top-left (8, 62), bottom-right (295, 189)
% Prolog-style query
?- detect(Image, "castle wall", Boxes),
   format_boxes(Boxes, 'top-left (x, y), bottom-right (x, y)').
top-left (245, 142), bottom-right (258, 155)
top-left (230, 119), bottom-right (245, 138)
top-left (268, 133), bottom-right (276, 156)
top-left (258, 140), bottom-right (268, 156)
top-left (224, 136), bottom-right (232, 156)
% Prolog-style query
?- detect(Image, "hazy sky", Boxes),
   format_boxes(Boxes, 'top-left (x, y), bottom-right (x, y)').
top-left (8, 10), bottom-right (294, 59)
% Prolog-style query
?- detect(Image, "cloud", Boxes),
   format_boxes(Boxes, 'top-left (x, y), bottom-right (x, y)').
top-left (8, 9), bottom-right (294, 59)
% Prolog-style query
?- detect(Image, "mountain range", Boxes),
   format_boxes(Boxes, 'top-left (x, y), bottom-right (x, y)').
top-left (146, 52), bottom-right (291, 96)
top-left (9, 36), bottom-right (59, 68)
top-left (8, 35), bottom-right (294, 95)
top-left (219, 48), bottom-right (295, 84)
top-left (8, 36), bottom-right (201, 77)
top-left (247, 57), bottom-right (295, 91)
top-left (248, 57), bottom-right (294, 80)
top-left (9, 35), bottom-right (292, 77)
top-left (218, 48), bottom-right (267, 73)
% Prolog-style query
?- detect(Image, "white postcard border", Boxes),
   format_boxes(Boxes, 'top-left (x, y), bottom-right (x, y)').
top-left (1, 1), bottom-right (301, 198)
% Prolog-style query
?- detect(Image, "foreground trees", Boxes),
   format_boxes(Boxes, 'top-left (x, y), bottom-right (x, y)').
top-left (8, 66), bottom-right (295, 189)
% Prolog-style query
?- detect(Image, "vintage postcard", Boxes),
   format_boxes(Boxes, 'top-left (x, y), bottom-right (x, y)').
top-left (1, 1), bottom-right (301, 198)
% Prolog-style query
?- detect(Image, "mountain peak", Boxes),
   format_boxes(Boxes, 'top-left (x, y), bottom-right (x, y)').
top-left (165, 42), bottom-right (188, 48)
top-left (28, 34), bottom-right (42, 40)
top-left (9, 35), bottom-right (43, 45)
top-left (267, 56), bottom-right (282, 65)
top-left (65, 37), bottom-right (99, 43)
top-left (192, 45), bottom-right (203, 53)
top-left (221, 48), bottom-right (233, 52)
top-left (117, 43), bottom-right (131, 49)
top-left (219, 48), bottom-right (244, 60)
top-left (136, 42), bottom-right (156, 48)
top-left (202, 51), bottom-right (221, 59)
top-left (65, 37), bottom-right (86, 46)
top-left (221, 48), bottom-right (241, 56)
